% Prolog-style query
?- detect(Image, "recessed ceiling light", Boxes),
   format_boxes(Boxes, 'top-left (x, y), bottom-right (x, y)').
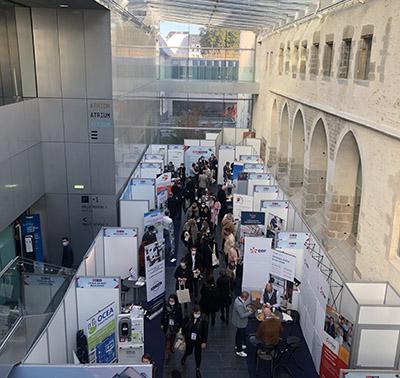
top-left (59, 4), bottom-right (69, 8)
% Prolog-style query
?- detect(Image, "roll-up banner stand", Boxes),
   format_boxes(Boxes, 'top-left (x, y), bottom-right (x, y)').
top-left (218, 145), bottom-right (235, 185)
top-left (130, 178), bottom-right (155, 209)
top-left (76, 276), bottom-right (120, 362)
top-left (233, 194), bottom-right (253, 222)
top-left (184, 146), bottom-right (215, 176)
top-left (253, 185), bottom-right (280, 210)
top-left (247, 173), bottom-right (272, 195)
top-left (242, 236), bottom-right (273, 292)
top-left (156, 172), bottom-right (172, 209)
top-left (239, 211), bottom-right (267, 253)
top-left (167, 145), bottom-right (184, 167)
top-left (144, 210), bottom-right (164, 242)
top-left (261, 200), bottom-right (289, 228)
top-left (271, 249), bottom-right (296, 283)
top-left (144, 240), bottom-right (166, 305)
top-left (103, 228), bottom-right (139, 277)
top-left (243, 162), bottom-right (264, 173)
top-left (140, 162), bottom-right (162, 179)
top-left (239, 155), bottom-right (260, 162)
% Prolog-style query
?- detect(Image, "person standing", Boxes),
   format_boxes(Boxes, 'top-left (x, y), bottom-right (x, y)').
top-left (198, 170), bottom-right (209, 196)
top-left (161, 294), bottom-right (183, 360)
top-left (181, 305), bottom-right (208, 378)
top-left (185, 246), bottom-right (203, 300)
top-left (61, 237), bottom-right (74, 269)
top-left (232, 291), bottom-right (254, 357)
top-left (199, 277), bottom-right (220, 326)
top-left (216, 270), bottom-right (234, 324)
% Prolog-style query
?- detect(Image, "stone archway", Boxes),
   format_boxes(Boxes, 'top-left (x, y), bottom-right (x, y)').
top-left (324, 131), bottom-right (362, 242)
top-left (277, 103), bottom-right (289, 178)
top-left (268, 99), bottom-right (278, 166)
top-left (288, 110), bottom-right (305, 188)
top-left (303, 119), bottom-right (328, 216)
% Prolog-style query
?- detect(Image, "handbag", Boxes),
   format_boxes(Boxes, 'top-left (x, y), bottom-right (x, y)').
top-left (177, 285), bottom-right (191, 304)
top-left (174, 330), bottom-right (186, 352)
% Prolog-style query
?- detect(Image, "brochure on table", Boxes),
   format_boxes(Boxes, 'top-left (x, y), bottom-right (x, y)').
top-left (184, 146), bottom-right (215, 176)
top-left (144, 240), bottom-right (166, 305)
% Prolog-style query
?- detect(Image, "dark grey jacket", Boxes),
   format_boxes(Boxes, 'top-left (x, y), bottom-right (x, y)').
top-left (231, 296), bottom-right (253, 328)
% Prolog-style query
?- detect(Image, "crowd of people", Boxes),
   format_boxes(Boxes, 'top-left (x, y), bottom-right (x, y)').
top-left (157, 156), bottom-right (285, 378)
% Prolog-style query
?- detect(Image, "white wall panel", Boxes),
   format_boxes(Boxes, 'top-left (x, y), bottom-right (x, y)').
top-left (38, 99), bottom-right (64, 142)
top-left (42, 143), bottom-right (67, 193)
top-left (63, 99), bottom-right (88, 143)
top-left (10, 151), bottom-right (32, 215)
top-left (48, 302), bottom-right (67, 363)
top-left (64, 283), bottom-right (78, 363)
top-left (65, 143), bottom-right (91, 194)
top-left (24, 331), bottom-right (49, 363)
top-left (28, 144), bottom-right (45, 201)
top-left (58, 10), bottom-right (87, 98)
top-left (89, 144), bottom-right (115, 194)
top-left (32, 8), bottom-right (62, 97)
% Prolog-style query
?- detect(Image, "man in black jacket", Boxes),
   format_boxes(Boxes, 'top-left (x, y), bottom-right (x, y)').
top-left (181, 305), bottom-right (208, 378)
top-left (61, 237), bottom-right (74, 269)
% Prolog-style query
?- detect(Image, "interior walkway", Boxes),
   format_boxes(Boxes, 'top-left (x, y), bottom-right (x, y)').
top-left (143, 219), bottom-right (319, 378)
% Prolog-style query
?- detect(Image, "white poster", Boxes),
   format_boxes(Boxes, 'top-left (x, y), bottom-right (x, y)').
top-left (271, 249), bottom-right (296, 282)
top-left (253, 186), bottom-right (280, 210)
top-left (233, 194), bottom-right (253, 222)
top-left (276, 232), bottom-right (310, 249)
top-left (243, 162), bottom-right (264, 173)
top-left (144, 210), bottom-right (164, 241)
top-left (167, 145), bottom-right (184, 167)
top-left (144, 241), bottom-right (165, 303)
top-left (242, 237), bottom-right (273, 291)
top-left (260, 200), bottom-right (289, 226)
top-left (140, 162), bottom-right (162, 179)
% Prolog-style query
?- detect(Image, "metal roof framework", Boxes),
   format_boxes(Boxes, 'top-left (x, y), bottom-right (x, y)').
top-left (144, 0), bottom-right (314, 31)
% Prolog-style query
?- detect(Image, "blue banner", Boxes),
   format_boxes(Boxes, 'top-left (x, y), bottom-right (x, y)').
top-left (20, 214), bottom-right (43, 262)
top-left (241, 211), bottom-right (266, 225)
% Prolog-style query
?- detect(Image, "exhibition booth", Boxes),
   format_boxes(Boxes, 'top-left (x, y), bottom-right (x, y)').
top-left (18, 132), bottom-right (400, 377)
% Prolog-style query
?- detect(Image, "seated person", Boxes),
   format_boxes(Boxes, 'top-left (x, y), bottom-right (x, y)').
top-left (261, 282), bottom-right (281, 309)
top-left (250, 309), bottom-right (283, 347)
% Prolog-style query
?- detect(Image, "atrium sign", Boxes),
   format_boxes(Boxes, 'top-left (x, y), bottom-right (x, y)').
top-left (88, 100), bottom-right (112, 128)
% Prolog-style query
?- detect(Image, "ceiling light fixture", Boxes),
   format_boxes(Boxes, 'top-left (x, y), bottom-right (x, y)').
top-left (59, 4), bottom-right (69, 8)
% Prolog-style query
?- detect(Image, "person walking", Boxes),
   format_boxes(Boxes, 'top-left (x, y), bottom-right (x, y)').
top-left (216, 270), bottom-right (234, 324)
top-left (223, 228), bottom-right (236, 267)
top-left (185, 246), bottom-right (203, 300)
top-left (232, 291), bottom-right (254, 357)
top-left (61, 237), bottom-right (74, 269)
top-left (161, 294), bottom-right (183, 360)
top-left (199, 276), bottom-right (220, 326)
top-left (181, 305), bottom-right (208, 378)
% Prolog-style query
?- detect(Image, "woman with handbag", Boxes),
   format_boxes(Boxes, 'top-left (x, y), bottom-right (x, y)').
top-left (161, 294), bottom-right (183, 360)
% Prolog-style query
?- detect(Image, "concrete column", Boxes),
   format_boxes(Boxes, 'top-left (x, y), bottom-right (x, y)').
top-left (302, 168), bottom-right (326, 216)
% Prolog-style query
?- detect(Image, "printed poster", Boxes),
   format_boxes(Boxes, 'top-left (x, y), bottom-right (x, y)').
top-left (233, 194), bottom-right (254, 222)
top-left (86, 302), bottom-right (117, 363)
top-left (144, 241), bottom-right (166, 303)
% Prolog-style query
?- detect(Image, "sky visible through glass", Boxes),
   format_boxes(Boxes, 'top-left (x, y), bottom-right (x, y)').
top-left (160, 21), bottom-right (202, 38)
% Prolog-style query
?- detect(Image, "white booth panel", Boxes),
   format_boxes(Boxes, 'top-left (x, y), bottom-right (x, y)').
top-left (245, 138), bottom-right (261, 155)
top-left (184, 139), bottom-right (200, 146)
top-left (222, 128), bottom-right (249, 144)
top-left (64, 282), bottom-right (78, 363)
top-left (247, 179), bottom-right (272, 195)
top-left (357, 329), bottom-right (399, 367)
top-left (85, 247), bottom-right (96, 276)
top-left (206, 133), bottom-right (219, 140)
top-left (200, 140), bottom-right (215, 147)
top-left (339, 286), bottom-right (359, 324)
top-left (120, 200), bottom-right (149, 242)
top-left (347, 283), bottom-right (386, 304)
top-left (385, 286), bottom-right (400, 305)
top-left (358, 306), bottom-right (400, 325)
top-left (24, 331), bottom-right (49, 363)
top-left (235, 145), bottom-right (253, 160)
top-left (94, 233), bottom-right (105, 276)
top-left (48, 303), bottom-right (67, 363)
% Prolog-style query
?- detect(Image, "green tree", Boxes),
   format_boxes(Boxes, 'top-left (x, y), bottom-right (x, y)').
top-left (199, 27), bottom-right (240, 49)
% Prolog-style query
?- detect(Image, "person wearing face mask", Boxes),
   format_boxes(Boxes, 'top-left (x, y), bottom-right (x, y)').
top-left (61, 237), bottom-right (74, 269)
top-left (186, 202), bottom-right (199, 222)
top-left (174, 258), bottom-right (193, 293)
top-left (232, 291), bottom-right (255, 357)
top-left (181, 305), bottom-right (208, 378)
top-left (161, 294), bottom-right (183, 360)
top-left (199, 202), bottom-right (211, 225)
top-left (185, 246), bottom-right (203, 300)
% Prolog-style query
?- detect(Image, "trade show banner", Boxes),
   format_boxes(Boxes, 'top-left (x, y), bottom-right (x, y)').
top-left (243, 162), bottom-right (264, 173)
top-left (271, 249), bottom-right (296, 282)
top-left (247, 173), bottom-right (273, 195)
top-left (241, 211), bottom-right (266, 226)
top-left (240, 211), bottom-right (267, 251)
top-left (76, 277), bottom-right (120, 289)
top-left (144, 210), bottom-right (164, 242)
top-left (86, 302), bottom-right (117, 363)
top-left (276, 232), bottom-right (310, 249)
top-left (320, 305), bottom-right (353, 378)
top-left (20, 214), bottom-right (43, 262)
top-left (233, 194), bottom-right (254, 222)
top-left (144, 241), bottom-right (165, 303)
top-left (242, 237), bottom-right (273, 291)
top-left (261, 200), bottom-right (289, 227)
top-left (232, 163), bottom-right (244, 181)
top-left (156, 172), bottom-right (172, 209)
top-left (184, 146), bottom-right (215, 176)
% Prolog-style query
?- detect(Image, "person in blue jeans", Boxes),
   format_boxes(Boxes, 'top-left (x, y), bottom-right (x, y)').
top-left (231, 291), bottom-right (255, 357)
